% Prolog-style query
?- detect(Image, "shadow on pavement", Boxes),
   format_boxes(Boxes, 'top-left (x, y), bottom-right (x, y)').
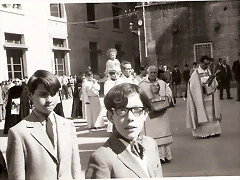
top-left (76, 125), bottom-right (90, 132)
top-left (79, 141), bottom-right (109, 172)
top-left (79, 150), bottom-right (94, 172)
top-left (79, 141), bottom-right (105, 151)
top-left (77, 129), bottom-right (110, 138)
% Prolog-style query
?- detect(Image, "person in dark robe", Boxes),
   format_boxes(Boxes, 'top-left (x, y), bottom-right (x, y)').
top-left (71, 75), bottom-right (83, 118)
top-left (4, 78), bottom-right (30, 134)
top-left (53, 90), bottom-right (65, 117)
top-left (20, 79), bottom-right (30, 119)
top-left (52, 75), bottom-right (65, 117)
top-left (0, 150), bottom-right (7, 178)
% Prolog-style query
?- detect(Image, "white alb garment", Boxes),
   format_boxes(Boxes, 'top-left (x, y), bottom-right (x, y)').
top-left (11, 98), bottom-right (20, 115)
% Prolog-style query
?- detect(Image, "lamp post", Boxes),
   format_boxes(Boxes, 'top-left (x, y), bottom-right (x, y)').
top-left (130, 19), bottom-right (143, 65)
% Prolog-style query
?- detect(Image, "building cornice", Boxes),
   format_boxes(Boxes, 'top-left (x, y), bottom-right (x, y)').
top-left (135, 1), bottom-right (178, 8)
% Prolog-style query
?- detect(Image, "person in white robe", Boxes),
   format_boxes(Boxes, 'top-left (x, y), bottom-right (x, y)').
top-left (138, 65), bottom-right (174, 163)
top-left (104, 68), bottom-right (121, 133)
top-left (82, 71), bottom-right (104, 130)
top-left (186, 55), bottom-right (222, 138)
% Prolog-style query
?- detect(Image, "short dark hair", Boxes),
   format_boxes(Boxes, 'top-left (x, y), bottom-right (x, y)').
top-left (139, 65), bottom-right (146, 71)
top-left (185, 64), bottom-right (189, 67)
top-left (85, 70), bottom-right (93, 77)
top-left (193, 62), bottom-right (197, 66)
top-left (120, 61), bottom-right (131, 70)
top-left (200, 55), bottom-right (210, 63)
top-left (174, 65), bottom-right (178, 68)
top-left (104, 83), bottom-right (151, 112)
top-left (27, 70), bottom-right (61, 96)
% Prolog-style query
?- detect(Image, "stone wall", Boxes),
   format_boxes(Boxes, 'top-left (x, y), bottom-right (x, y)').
top-left (144, 1), bottom-right (240, 70)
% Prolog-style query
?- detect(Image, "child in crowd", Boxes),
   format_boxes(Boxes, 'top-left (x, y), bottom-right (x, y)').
top-left (105, 48), bottom-right (121, 76)
top-left (85, 83), bottom-right (163, 179)
top-left (6, 70), bottom-right (82, 179)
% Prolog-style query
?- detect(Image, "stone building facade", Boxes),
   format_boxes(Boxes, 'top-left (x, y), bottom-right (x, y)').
top-left (0, 3), bottom-right (70, 81)
top-left (138, 1), bottom-right (240, 69)
top-left (65, 3), bottom-right (138, 77)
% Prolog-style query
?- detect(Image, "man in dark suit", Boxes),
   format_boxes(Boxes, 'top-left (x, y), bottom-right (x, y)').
top-left (172, 65), bottom-right (182, 98)
top-left (209, 58), bottom-right (216, 75)
top-left (215, 58), bottom-right (223, 72)
top-left (183, 64), bottom-right (190, 98)
top-left (219, 58), bottom-right (233, 99)
top-left (232, 53), bottom-right (240, 101)
top-left (85, 83), bottom-right (163, 179)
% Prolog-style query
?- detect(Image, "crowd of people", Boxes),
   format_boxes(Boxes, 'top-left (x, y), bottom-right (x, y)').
top-left (0, 48), bottom-right (240, 179)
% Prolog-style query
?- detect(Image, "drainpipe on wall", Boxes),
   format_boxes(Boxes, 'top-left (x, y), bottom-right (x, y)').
top-left (142, 2), bottom-right (148, 64)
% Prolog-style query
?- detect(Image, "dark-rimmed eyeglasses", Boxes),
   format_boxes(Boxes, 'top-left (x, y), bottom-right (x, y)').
top-left (114, 107), bottom-right (145, 117)
top-left (109, 71), bottom-right (116, 76)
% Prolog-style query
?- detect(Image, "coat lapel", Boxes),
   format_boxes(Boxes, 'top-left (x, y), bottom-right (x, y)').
top-left (142, 138), bottom-right (155, 178)
top-left (109, 135), bottom-right (148, 178)
top-left (26, 113), bottom-right (58, 163)
top-left (54, 114), bottom-right (66, 164)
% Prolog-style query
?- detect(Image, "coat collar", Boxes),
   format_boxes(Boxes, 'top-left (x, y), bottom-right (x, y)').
top-left (141, 77), bottom-right (159, 83)
top-left (108, 134), bottom-right (155, 178)
top-left (25, 110), bottom-right (66, 163)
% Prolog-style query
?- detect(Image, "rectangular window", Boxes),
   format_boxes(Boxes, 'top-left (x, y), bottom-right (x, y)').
top-left (89, 42), bottom-right (99, 74)
top-left (89, 42), bottom-right (97, 51)
top-left (86, 3), bottom-right (96, 24)
top-left (6, 49), bottom-right (24, 79)
top-left (54, 51), bottom-right (66, 76)
top-left (2, 4), bottom-right (22, 10)
top-left (5, 33), bottom-right (23, 44)
top-left (4, 33), bottom-right (26, 79)
top-left (52, 38), bottom-right (69, 76)
top-left (112, 4), bottom-right (121, 29)
top-left (50, 4), bottom-right (63, 18)
top-left (193, 43), bottom-right (213, 62)
top-left (53, 38), bottom-right (65, 47)
top-left (115, 44), bottom-right (122, 53)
